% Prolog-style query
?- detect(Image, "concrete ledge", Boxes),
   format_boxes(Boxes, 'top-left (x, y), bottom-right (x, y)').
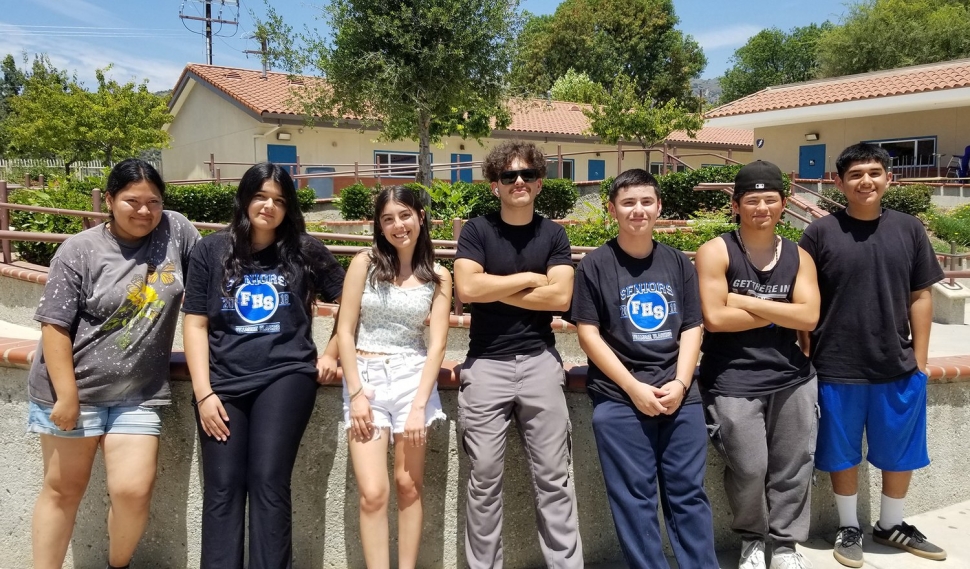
top-left (932, 281), bottom-right (970, 324)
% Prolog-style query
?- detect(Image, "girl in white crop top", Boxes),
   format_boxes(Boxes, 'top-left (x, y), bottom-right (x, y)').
top-left (336, 185), bottom-right (452, 568)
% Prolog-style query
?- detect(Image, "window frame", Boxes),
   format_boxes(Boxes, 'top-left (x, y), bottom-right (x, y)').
top-left (373, 150), bottom-right (430, 178)
top-left (546, 158), bottom-right (576, 180)
top-left (862, 135), bottom-right (938, 168)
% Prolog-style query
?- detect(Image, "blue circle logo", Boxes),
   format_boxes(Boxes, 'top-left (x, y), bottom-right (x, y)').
top-left (235, 283), bottom-right (280, 323)
top-left (627, 291), bottom-right (668, 332)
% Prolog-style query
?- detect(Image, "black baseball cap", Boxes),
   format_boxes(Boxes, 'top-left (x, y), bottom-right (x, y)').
top-left (733, 160), bottom-right (785, 200)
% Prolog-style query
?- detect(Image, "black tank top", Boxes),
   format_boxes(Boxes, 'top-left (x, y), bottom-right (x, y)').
top-left (699, 231), bottom-right (815, 397)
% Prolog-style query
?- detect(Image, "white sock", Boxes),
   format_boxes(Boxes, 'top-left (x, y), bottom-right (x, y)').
top-left (834, 493), bottom-right (860, 529)
top-left (878, 494), bottom-right (905, 530)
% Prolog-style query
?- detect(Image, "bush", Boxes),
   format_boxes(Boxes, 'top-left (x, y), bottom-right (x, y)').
top-left (337, 182), bottom-right (375, 220)
top-left (536, 178), bottom-right (579, 219)
top-left (596, 166), bottom-right (742, 219)
top-left (465, 182), bottom-right (500, 218)
top-left (8, 188), bottom-right (92, 265)
top-left (164, 183), bottom-right (237, 223)
top-left (819, 184), bottom-right (932, 217)
top-left (296, 187), bottom-right (316, 212)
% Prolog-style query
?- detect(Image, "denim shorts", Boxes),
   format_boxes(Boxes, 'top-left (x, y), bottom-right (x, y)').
top-left (342, 353), bottom-right (446, 440)
top-left (27, 401), bottom-right (163, 437)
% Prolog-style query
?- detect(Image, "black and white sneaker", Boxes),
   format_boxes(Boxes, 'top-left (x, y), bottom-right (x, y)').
top-left (833, 526), bottom-right (864, 568)
top-left (872, 521), bottom-right (947, 561)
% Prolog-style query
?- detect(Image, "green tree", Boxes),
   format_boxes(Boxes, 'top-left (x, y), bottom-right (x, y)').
top-left (585, 74), bottom-right (704, 150)
top-left (258, 0), bottom-right (518, 186)
top-left (0, 54), bottom-right (27, 155)
top-left (719, 23), bottom-right (832, 103)
top-left (509, 0), bottom-right (706, 104)
top-left (817, 0), bottom-right (970, 77)
top-left (6, 59), bottom-right (172, 172)
top-left (549, 69), bottom-right (608, 104)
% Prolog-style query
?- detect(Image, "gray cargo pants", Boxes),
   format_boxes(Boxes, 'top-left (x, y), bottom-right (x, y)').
top-left (457, 348), bottom-right (584, 569)
top-left (703, 376), bottom-right (818, 547)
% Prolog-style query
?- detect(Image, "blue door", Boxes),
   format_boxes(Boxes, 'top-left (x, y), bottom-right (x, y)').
top-left (305, 166), bottom-right (335, 198)
top-left (451, 153), bottom-right (473, 183)
top-left (588, 159), bottom-right (606, 181)
top-left (798, 144), bottom-right (825, 179)
top-left (267, 144), bottom-right (298, 174)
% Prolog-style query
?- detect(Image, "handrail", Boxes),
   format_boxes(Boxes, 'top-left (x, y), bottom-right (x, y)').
top-left (789, 181), bottom-right (845, 210)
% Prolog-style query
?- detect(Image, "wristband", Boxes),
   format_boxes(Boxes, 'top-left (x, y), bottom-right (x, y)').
top-left (194, 391), bottom-right (217, 406)
top-left (673, 378), bottom-right (689, 392)
top-left (349, 386), bottom-right (364, 401)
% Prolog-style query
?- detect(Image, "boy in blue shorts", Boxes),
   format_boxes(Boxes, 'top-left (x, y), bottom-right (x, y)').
top-left (799, 143), bottom-right (946, 567)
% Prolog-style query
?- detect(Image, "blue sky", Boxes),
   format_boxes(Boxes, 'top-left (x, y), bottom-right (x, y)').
top-left (2, 0), bottom-right (851, 90)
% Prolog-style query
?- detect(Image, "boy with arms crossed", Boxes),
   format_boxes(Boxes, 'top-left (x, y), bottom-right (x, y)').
top-left (696, 160), bottom-right (820, 569)
top-left (454, 140), bottom-right (583, 569)
top-left (567, 169), bottom-right (717, 569)
top-left (800, 143), bottom-right (946, 567)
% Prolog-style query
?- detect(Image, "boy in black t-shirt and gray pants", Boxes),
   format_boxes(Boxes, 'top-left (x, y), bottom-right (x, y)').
top-left (696, 160), bottom-right (820, 569)
top-left (567, 169), bottom-right (717, 569)
top-left (454, 140), bottom-right (583, 569)
top-left (799, 143), bottom-right (946, 567)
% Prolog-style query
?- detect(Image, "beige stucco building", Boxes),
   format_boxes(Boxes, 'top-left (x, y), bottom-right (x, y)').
top-left (163, 64), bottom-right (752, 196)
top-left (706, 58), bottom-right (970, 182)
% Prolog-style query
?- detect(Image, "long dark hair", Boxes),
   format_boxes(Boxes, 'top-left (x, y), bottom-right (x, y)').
top-left (369, 186), bottom-right (440, 288)
top-left (222, 162), bottom-right (315, 312)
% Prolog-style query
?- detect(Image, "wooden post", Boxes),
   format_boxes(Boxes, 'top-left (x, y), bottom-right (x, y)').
top-left (84, 188), bottom-right (102, 230)
top-left (557, 145), bottom-right (563, 179)
top-left (0, 180), bottom-right (10, 264)
top-left (25, 174), bottom-right (31, 189)
top-left (727, 149), bottom-right (733, 165)
top-left (354, 161), bottom-right (360, 183)
top-left (296, 154), bottom-right (301, 177)
top-left (38, 174), bottom-right (45, 188)
top-left (662, 143), bottom-right (669, 175)
top-left (216, 168), bottom-right (222, 185)
top-left (616, 142), bottom-right (622, 175)
top-left (453, 217), bottom-right (463, 315)
top-left (209, 153), bottom-right (215, 177)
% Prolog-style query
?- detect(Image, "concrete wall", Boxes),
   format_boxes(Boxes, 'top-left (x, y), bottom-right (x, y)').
top-left (752, 106), bottom-right (970, 177)
top-left (162, 79), bottom-right (751, 184)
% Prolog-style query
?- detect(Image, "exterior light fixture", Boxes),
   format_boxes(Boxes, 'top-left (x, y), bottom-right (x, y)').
top-left (805, 133), bottom-right (819, 141)
top-left (277, 132), bottom-right (292, 141)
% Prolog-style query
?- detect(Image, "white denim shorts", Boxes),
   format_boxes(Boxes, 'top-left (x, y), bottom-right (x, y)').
top-left (343, 353), bottom-right (446, 438)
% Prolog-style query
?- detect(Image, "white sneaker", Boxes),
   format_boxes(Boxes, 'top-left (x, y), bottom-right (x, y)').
top-left (769, 550), bottom-right (813, 569)
top-left (739, 539), bottom-right (766, 569)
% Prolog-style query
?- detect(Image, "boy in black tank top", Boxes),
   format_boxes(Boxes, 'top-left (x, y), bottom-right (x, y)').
top-left (696, 160), bottom-right (821, 569)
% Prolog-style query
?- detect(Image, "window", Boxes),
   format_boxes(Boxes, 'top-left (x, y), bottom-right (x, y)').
top-left (650, 162), bottom-right (687, 175)
top-left (863, 136), bottom-right (937, 169)
top-left (374, 151), bottom-right (424, 178)
top-left (546, 158), bottom-right (575, 180)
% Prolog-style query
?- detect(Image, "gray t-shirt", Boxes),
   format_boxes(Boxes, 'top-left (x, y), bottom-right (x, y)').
top-left (27, 211), bottom-right (201, 407)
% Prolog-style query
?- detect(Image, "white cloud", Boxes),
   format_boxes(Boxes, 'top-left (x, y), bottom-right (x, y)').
top-left (691, 24), bottom-right (764, 51)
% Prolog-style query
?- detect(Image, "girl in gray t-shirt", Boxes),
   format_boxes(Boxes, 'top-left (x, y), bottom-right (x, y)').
top-left (27, 159), bottom-right (200, 569)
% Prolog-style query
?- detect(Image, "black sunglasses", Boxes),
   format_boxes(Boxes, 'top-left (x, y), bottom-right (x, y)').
top-left (499, 168), bottom-right (540, 185)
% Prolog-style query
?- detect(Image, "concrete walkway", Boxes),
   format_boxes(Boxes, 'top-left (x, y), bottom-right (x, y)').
top-left (587, 500), bottom-right (970, 568)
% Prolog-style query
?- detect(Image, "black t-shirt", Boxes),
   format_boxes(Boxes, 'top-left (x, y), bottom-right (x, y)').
top-left (566, 239), bottom-right (703, 406)
top-left (799, 209), bottom-right (943, 384)
top-left (182, 232), bottom-right (345, 397)
top-left (456, 213), bottom-right (573, 359)
top-left (699, 232), bottom-right (815, 397)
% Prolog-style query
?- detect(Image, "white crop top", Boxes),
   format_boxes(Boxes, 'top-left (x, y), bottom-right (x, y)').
top-left (355, 268), bottom-right (436, 355)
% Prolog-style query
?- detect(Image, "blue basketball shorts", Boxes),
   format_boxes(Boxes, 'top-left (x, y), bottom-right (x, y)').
top-left (815, 370), bottom-right (929, 472)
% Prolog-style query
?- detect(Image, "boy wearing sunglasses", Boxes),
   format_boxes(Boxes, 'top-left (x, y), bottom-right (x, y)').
top-left (454, 140), bottom-right (583, 569)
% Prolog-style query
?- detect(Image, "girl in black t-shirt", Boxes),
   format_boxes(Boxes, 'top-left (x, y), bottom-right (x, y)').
top-left (182, 162), bottom-right (344, 568)
top-left (336, 186), bottom-right (452, 568)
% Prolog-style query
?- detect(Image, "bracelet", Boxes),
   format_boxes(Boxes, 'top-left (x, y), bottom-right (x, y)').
top-left (194, 391), bottom-right (217, 406)
top-left (673, 378), bottom-right (689, 392)
top-left (349, 386), bottom-right (364, 401)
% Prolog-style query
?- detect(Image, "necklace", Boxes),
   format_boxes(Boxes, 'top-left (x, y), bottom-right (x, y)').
top-left (735, 230), bottom-right (780, 270)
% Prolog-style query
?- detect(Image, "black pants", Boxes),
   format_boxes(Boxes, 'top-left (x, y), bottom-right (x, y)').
top-left (195, 373), bottom-right (318, 569)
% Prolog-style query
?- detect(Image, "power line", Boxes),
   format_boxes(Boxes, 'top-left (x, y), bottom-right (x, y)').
top-left (179, 0), bottom-right (240, 65)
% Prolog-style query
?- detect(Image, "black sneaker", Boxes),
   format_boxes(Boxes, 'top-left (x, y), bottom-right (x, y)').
top-left (872, 521), bottom-right (947, 561)
top-left (833, 526), bottom-right (864, 568)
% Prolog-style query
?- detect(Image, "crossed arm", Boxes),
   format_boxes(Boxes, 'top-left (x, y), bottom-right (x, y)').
top-left (454, 258), bottom-right (574, 312)
top-left (696, 238), bottom-right (820, 333)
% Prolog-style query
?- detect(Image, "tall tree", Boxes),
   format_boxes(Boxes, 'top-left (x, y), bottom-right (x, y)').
top-left (718, 23), bottom-right (832, 104)
top-left (258, 0), bottom-right (519, 186)
top-left (509, 0), bottom-right (706, 105)
top-left (90, 67), bottom-right (172, 165)
top-left (585, 75), bottom-right (703, 151)
top-left (549, 69), bottom-right (608, 104)
top-left (817, 0), bottom-right (970, 77)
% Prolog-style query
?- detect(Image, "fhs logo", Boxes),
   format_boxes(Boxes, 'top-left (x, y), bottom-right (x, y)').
top-left (626, 290), bottom-right (669, 332)
top-left (235, 282), bottom-right (280, 323)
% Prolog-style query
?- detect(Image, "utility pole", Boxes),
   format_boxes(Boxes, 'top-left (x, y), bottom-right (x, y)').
top-left (179, 1), bottom-right (239, 65)
top-left (243, 36), bottom-right (269, 79)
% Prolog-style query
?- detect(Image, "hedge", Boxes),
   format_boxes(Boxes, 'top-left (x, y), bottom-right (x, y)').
top-left (818, 184), bottom-right (932, 217)
top-left (599, 165), bottom-right (745, 219)
top-left (163, 184), bottom-right (315, 223)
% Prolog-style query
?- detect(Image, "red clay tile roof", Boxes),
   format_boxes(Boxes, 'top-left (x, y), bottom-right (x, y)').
top-left (707, 58), bottom-right (970, 119)
top-left (175, 64), bottom-right (751, 147)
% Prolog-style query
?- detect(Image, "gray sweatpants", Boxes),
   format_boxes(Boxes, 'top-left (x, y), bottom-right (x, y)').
top-left (457, 348), bottom-right (584, 569)
top-left (703, 377), bottom-right (818, 546)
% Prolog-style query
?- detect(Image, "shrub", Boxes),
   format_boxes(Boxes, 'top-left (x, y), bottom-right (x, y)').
top-left (163, 183), bottom-right (237, 223)
top-left (425, 180), bottom-right (480, 220)
top-left (536, 178), bottom-right (579, 219)
top-left (596, 166), bottom-right (741, 219)
top-left (337, 182), bottom-right (375, 220)
top-left (564, 209), bottom-right (617, 248)
top-left (8, 188), bottom-right (92, 265)
top-left (465, 182), bottom-right (500, 218)
top-left (929, 215), bottom-right (970, 247)
top-left (296, 187), bottom-right (316, 212)
top-left (819, 184), bottom-right (932, 217)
